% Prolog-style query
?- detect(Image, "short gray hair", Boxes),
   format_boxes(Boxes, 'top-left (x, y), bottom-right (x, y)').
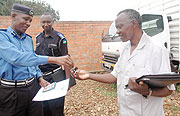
top-left (117, 9), bottom-right (142, 29)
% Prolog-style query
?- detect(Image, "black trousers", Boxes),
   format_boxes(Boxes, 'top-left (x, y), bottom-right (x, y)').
top-left (43, 73), bottom-right (65, 116)
top-left (43, 97), bottom-right (65, 116)
top-left (0, 79), bottom-right (43, 116)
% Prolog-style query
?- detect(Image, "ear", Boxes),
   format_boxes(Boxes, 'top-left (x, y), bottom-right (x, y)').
top-left (131, 20), bottom-right (138, 28)
top-left (11, 12), bottom-right (17, 19)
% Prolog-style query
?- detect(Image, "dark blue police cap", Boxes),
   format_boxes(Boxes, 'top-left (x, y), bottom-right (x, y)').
top-left (12, 3), bottom-right (34, 16)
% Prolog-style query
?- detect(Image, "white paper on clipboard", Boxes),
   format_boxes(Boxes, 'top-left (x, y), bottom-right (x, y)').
top-left (33, 78), bottom-right (69, 101)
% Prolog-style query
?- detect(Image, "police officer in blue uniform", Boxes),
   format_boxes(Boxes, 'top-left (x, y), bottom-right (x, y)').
top-left (0, 4), bottom-right (74, 116)
top-left (35, 13), bottom-right (71, 116)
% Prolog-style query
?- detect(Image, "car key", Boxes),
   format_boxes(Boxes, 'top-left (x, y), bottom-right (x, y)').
top-left (72, 67), bottom-right (78, 74)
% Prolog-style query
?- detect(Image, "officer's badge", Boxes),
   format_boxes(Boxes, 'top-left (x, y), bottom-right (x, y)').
top-left (29, 9), bottom-right (34, 16)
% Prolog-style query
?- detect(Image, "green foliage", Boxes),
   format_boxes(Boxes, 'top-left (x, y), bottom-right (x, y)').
top-left (176, 84), bottom-right (180, 92)
top-left (0, 0), bottom-right (14, 15)
top-left (110, 83), bottom-right (117, 89)
top-left (0, 0), bottom-right (60, 21)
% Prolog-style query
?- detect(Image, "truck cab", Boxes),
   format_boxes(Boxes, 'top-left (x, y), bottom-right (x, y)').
top-left (101, 12), bottom-right (172, 72)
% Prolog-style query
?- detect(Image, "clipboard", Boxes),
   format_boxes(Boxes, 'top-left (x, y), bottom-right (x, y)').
top-left (33, 79), bottom-right (69, 101)
top-left (136, 73), bottom-right (180, 88)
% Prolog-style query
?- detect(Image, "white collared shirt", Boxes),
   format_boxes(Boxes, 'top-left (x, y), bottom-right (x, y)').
top-left (111, 32), bottom-right (175, 116)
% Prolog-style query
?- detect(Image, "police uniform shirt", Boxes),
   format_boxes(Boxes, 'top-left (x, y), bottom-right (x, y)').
top-left (0, 27), bottom-right (48, 80)
top-left (35, 29), bottom-right (68, 72)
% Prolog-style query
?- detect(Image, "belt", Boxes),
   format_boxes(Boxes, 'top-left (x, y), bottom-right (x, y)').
top-left (0, 77), bottom-right (35, 87)
top-left (43, 67), bottom-right (62, 76)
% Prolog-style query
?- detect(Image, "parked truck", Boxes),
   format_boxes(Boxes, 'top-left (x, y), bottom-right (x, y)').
top-left (100, 0), bottom-right (180, 72)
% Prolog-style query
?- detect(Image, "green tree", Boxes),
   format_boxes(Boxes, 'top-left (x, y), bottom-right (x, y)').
top-left (0, 0), bottom-right (60, 21)
top-left (0, 0), bottom-right (14, 15)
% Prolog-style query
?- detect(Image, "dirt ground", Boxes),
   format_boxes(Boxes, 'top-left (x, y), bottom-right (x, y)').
top-left (64, 79), bottom-right (180, 116)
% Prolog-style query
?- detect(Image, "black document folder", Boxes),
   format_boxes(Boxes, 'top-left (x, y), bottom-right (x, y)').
top-left (136, 73), bottom-right (180, 88)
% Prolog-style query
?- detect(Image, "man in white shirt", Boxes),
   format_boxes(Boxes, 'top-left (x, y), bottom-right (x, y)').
top-left (72, 9), bottom-right (175, 116)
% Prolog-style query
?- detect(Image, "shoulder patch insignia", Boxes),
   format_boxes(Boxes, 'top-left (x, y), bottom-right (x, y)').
top-left (62, 39), bottom-right (67, 44)
top-left (57, 32), bottom-right (65, 39)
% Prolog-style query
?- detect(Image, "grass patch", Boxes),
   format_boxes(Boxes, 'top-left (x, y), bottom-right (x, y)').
top-left (96, 83), bottom-right (117, 97)
top-left (110, 83), bottom-right (117, 89)
top-left (103, 90), bottom-right (117, 97)
top-left (171, 103), bottom-right (180, 112)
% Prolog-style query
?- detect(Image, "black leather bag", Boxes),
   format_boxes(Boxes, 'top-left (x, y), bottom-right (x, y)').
top-left (51, 69), bottom-right (76, 88)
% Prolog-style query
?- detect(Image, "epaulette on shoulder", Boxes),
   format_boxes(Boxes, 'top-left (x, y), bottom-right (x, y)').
top-left (0, 29), bottom-right (7, 32)
top-left (36, 32), bottom-right (42, 39)
top-left (57, 32), bottom-right (65, 40)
